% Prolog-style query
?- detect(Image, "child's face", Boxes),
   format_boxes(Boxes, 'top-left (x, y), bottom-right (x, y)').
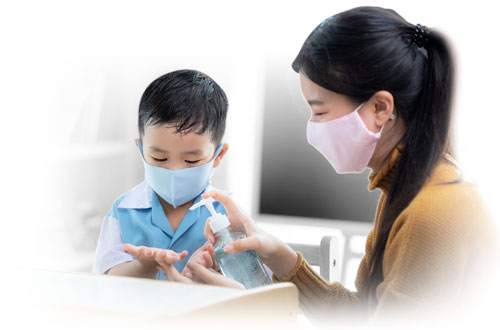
top-left (137, 123), bottom-right (227, 171)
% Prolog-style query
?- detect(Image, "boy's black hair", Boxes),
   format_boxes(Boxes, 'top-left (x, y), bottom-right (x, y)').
top-left (138, 69), bottom-right (228, 145)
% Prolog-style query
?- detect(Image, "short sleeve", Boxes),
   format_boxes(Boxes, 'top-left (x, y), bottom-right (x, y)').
top-left (92, 214), bottom-right (133, 274)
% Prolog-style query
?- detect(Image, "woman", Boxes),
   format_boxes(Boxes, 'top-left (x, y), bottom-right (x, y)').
top-left (157, 6), bottom-right (497, 324)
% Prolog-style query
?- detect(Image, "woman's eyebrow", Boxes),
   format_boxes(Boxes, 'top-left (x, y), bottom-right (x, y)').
top-left (307, 99), bottom-right (325, 106)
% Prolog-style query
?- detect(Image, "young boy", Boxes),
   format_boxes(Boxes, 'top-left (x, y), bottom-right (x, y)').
top-left (92, 69), bottom-right (229, 280)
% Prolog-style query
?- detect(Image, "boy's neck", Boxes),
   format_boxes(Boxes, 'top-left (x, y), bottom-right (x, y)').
top-left (157, 195), bottom-right (195, 232)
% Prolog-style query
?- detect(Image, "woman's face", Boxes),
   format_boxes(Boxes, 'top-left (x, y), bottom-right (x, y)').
top-left (299, 72), bottom-right (361, 123)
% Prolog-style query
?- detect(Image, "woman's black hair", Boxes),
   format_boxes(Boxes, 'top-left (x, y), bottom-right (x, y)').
top-left (293, 7), bottom-right (455, 298)
top-left (138, 69), bottom-right (228, 145)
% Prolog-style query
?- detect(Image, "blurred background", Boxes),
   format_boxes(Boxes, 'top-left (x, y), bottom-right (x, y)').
top-left (1, 0), bottom-right (499, 292)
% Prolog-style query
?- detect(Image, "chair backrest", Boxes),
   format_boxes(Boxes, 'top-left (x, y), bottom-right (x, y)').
top-left (288, 236), bottom-right (340, 283)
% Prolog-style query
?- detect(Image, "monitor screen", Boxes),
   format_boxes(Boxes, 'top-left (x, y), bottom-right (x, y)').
top-left (258, 60), bottom-right (381, 222)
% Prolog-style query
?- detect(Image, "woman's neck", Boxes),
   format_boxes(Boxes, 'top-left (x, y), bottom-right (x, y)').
top-left (368, 117), bottom-right (405, 173)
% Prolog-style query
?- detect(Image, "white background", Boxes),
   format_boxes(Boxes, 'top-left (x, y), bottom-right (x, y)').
top-left (1, 0), bottom-right (499, 327)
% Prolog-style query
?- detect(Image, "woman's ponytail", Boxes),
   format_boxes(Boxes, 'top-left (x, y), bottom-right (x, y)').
top-left (366, 26), bottom-right (455, 294)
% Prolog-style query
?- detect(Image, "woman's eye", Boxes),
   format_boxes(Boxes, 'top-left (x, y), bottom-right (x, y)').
top-left (185, 160), bottom-right (201, 164)
top-left (152, 157), bottom-right (168, 162)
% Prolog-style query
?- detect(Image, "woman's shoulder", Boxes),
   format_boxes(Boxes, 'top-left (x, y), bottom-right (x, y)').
top-left (400, 158), bottom-right (494, 238)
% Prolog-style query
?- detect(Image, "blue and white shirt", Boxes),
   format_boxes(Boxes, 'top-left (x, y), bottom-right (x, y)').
top-left (92, 181), bottom-right (227, 280)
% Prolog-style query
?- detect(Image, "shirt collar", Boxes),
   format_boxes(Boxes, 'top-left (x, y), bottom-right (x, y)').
top-left (117, 181), bottom-right (153, 209)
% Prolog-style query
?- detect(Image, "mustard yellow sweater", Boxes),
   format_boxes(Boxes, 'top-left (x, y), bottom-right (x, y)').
top-left (274, 146), bottom-right (498, 323)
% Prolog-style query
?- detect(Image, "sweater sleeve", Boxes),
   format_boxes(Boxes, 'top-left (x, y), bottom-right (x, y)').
top-left (273, 252), bottom-right (363, 320)
top-left (369, 210), bottom-right (471, 323)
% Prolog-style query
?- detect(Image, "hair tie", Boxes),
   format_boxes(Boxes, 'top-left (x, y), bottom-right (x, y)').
top-left (410, 24), bottom-right (429, 48)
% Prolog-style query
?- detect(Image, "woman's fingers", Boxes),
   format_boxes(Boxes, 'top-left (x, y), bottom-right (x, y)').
top-left (224, 236), bottom-right (262, 254)
top-left (202, 191), bottom-right (240, 215)
top-left (187, 262), bottom-right (244, 289)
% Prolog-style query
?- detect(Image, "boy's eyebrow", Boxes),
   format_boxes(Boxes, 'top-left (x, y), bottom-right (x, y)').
top-left (183, 149), bottom-right (203, 156)
top-left (149, 146), bottom-right (203, 155)
top-left (307, 99), bottom-right (325, 106)
top-left (149, 146), bottom-right (169, 153)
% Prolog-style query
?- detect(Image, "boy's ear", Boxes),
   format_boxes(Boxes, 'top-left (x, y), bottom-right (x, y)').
top-left (135, 138), bottom-right (139, 147)
top-left (213, 143), bottom-right (229, 168)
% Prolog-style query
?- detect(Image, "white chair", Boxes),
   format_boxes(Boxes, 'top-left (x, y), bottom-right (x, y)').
top-left (288, 236), bottom-right (340, 283)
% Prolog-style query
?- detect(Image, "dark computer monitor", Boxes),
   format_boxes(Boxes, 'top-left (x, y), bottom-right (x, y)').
top-left (257, 59), bottom-right (381, 223)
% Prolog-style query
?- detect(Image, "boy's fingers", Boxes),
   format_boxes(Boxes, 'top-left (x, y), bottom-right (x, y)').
top-left (187, 263), bottom-right (244, 289)
top-left (202, 251), bottom-right (213, 268)
top-left (162, 264), bottom-right (193, 284)
top-left (207, 243), bottom-right (214, 257)
top-left (123, 244), bottom-right (139, 256)
top-left (204, 220), bottom-right (216, 244)
top-left (154, 250), bottom-right (188, 265)
top-left (145, 248), bottom-right (154, 257)
top-left (181, 269), bottom-right (194, 279)
top-left (132, 246), bottom-right (144, 258)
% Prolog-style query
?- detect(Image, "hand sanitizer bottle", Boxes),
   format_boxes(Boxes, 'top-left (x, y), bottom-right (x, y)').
top-left (190, 198), bottom-right (273, 288)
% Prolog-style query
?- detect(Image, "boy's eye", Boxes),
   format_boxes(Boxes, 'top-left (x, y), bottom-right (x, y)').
top-left (152, 157), bottom-right (168, 162)
top-left (314, 112), bottom-right (327, 117)
top-left (185, 160), bottom-right (201, 164)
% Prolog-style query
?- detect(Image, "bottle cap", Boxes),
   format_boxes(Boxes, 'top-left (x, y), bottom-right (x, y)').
top-left (190, 197), bottom-right (230, 233)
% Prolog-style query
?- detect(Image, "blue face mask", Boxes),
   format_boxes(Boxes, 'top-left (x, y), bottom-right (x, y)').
top-left (137, 140), bottom-right (223, 208)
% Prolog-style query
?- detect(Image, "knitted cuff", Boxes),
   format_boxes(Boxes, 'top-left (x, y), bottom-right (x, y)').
top-left (272, 251), bottom-right (304, 283)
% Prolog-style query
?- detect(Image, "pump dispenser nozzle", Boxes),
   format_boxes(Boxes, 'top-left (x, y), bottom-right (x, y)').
top-left (190, 198), bottom-right (230, 233)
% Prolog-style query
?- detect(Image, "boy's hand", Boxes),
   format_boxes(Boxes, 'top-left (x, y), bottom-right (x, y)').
top-left (152, 241), bottom-right (244, 289)
top-left (123, 244), bottom-right (188, 272)
top-left (180, 241), bottom-right (218, 279)
top-left (158, 259), bottom-right (244, 290)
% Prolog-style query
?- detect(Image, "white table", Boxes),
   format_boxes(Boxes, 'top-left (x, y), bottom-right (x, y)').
top-left (15, 269), bottom-right (300, 330)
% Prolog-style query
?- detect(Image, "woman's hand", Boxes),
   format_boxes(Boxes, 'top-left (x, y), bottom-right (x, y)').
top-left (202, 191), bottom-right (299, 279)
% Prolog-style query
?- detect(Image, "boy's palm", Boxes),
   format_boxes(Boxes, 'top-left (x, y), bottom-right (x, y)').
top-left (123, 244), bottom-right (188, 270)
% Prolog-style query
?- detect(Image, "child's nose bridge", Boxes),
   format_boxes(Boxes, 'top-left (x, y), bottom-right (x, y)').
top-left (164, 162), bottom-right (188, 171)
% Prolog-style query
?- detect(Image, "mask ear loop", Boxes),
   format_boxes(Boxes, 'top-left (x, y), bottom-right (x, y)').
top-left (137, 139), bottom-right (145, 158)
top-left (355, 103), bottom-right (396, 134)
top-left (209, 143), bottom-right (225, 176)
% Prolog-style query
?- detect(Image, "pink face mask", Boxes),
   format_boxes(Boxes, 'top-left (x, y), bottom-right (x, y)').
top-left (307, 103), bottom-right (387, 174)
